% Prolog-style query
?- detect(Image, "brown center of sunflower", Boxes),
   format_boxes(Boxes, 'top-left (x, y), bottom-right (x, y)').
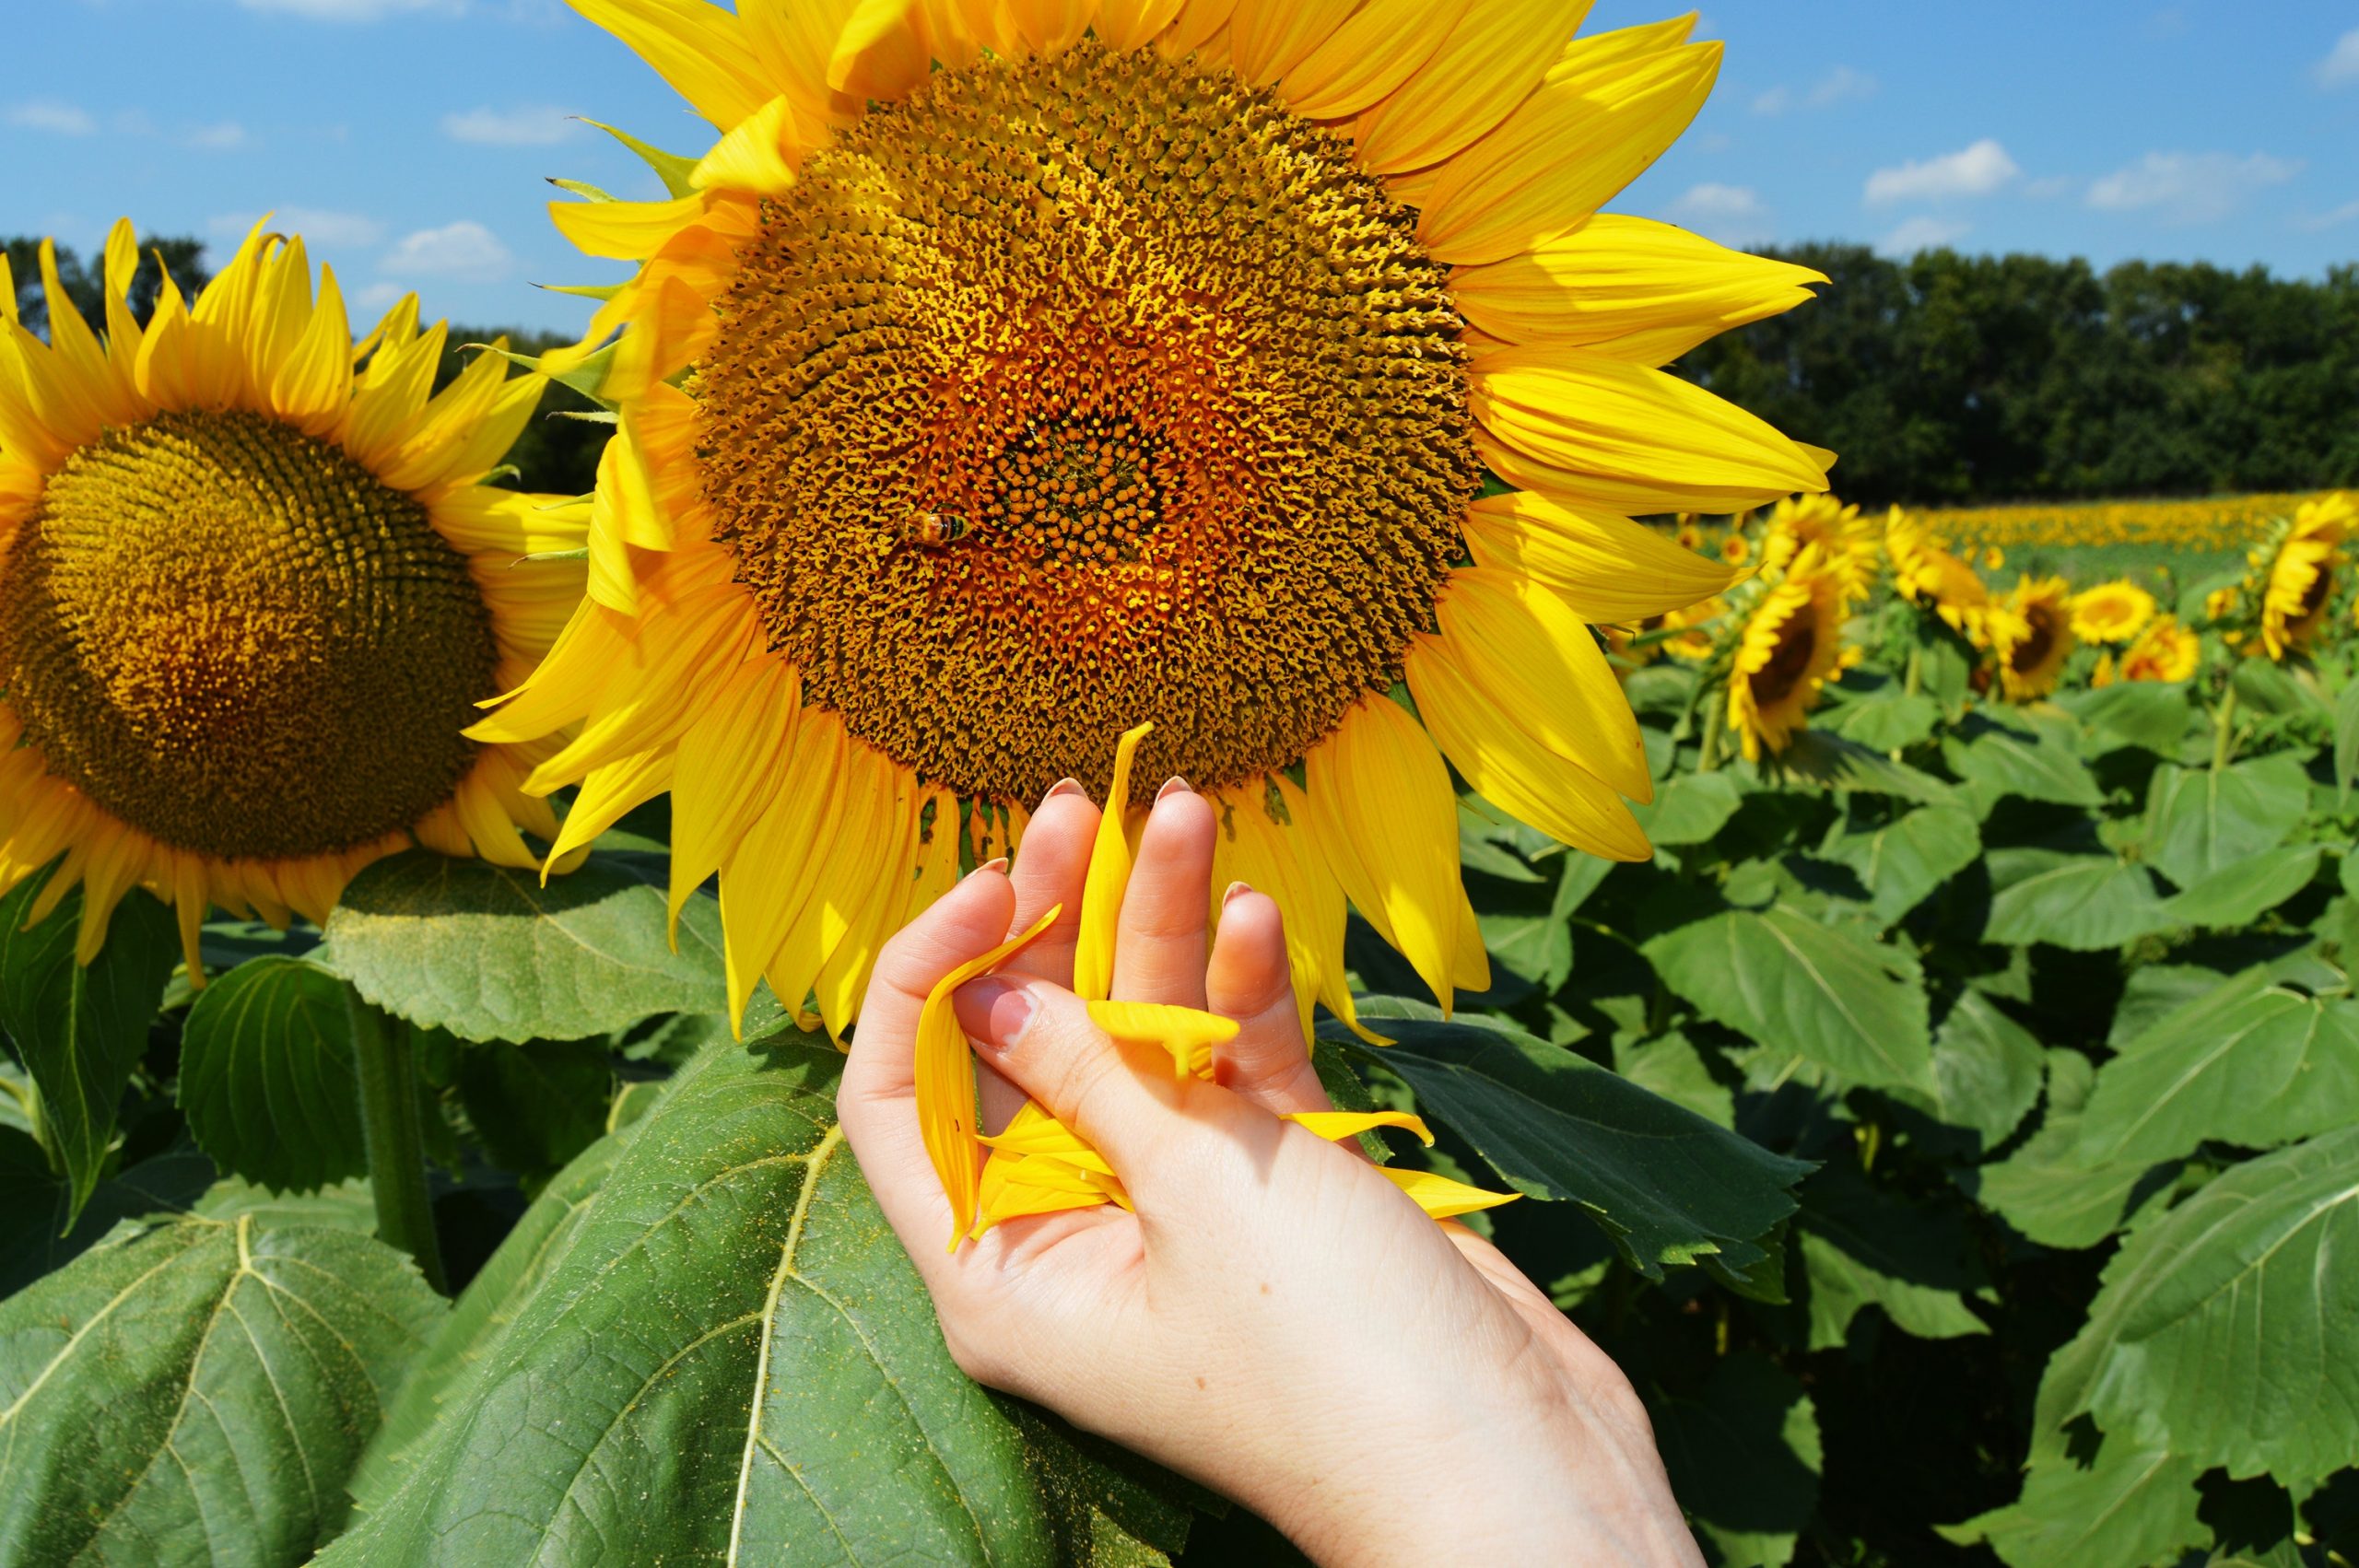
top-left (1749, 618), bottom-right (1818, 708)
top-left (0, 410), bottom-right (499, 861)
top-left (694, 39), bottom-right (1479, 802)
top-left (2010, 603), bottom-right (2060, 674)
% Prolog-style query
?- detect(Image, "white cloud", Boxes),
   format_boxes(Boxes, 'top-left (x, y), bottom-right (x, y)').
top-left (6, 100), bottom-right (97, 136)
top-left (1875, 216), bottom-right (1970, 257)
top-left (183, 121), bottom-right (248, 150)
top-left (440, 105), bottom-right (578, 146)
top-left (2295, 198), bottom-right (2359, 231)
top-left (209, 207), bottom-right (386, 248)
top-left (2318, 28), bottom-right (2359, 88)
top-left (2085, 151), bottom-right (2298, 225)
top-left (1753, 64), bottom-right (1876, 116)
top-left (1663, 182), bottom-right (1773, 247)
top-left (234, 0), bottom-right (462, 18)
top-left (381, 219), bottom-right (512, 281)
top-left (1864, 139), bottom-right (2019, 204)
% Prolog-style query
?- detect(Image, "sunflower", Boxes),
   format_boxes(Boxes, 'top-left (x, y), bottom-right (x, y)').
top-left (1719, 530), bottom-right (1752, 567)
top-left (2069, 579), bottom-right (2155, 645)
top-left (2251, 492), bottom-right (2350, 661)
top-left (1988, 575), bottom-right (2076, 702)
top-left (2093, 614), bottom-right (2199, 685)
top-left (0, 220), bottom-right (581, 970)
top-left (490, 0), bottom-right (1830, 1038)
top-left (1759, 492), bottom-right (1876, 603)
top-left (1885, 506), bottom-right (1988, 637)
top-left (1725, 545), bottom-right (1847, 761)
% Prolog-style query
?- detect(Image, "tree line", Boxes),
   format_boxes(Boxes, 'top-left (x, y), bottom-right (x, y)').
top-left (12, 232), bottom-right (2358, 508)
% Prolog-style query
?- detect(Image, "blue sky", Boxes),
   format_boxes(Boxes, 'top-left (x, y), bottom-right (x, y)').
top-left (7, 0), bottom-right (2357, 334)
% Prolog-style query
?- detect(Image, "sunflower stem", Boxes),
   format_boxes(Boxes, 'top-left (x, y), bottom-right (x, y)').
top-left (1696, 696), bottom-right (1726, 773)
top-left (1902, 644), bottom-right (1923, 700)
top-left (2211, 682), bottom-right (2239, 772)
top-left (346, 988), bottom-right (448, 1294)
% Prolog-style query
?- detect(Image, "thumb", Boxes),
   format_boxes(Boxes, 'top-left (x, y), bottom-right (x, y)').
top-left (953, 976), bottom-right (1186, 1185)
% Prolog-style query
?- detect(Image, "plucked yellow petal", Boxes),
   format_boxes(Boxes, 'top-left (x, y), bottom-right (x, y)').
top-left (919, 904), bottom-right (1063, 1246)
top-left (1086, 999), bottom-right (1240, 1079)
top-left (1306, 696), bottom-right (1471, 1017)
top-left (1450, 216), bottom-right (1825, 362)
top-left (1226, 0), bottom-right (1356, 86)
top-left (568, 0), bottom-right (771, 128)
top-left (1460, 488), bottom-right (1743, 623)
top-left (1074, 720), bottom-right (1152, 1002)
top-left (1285, 1109), bottom-right (1434, 1145)
top-left (1379, 1165), bottom-right (1521, 1219)
top-left (1417, 41), bottom-right (1719, 267)
top-left (1275, 0), bottom-right (1464, 119)
top-left (1354, 0), bottom-right (1594, 174)
top-left (1471, 348), bottom-right (1830, 515)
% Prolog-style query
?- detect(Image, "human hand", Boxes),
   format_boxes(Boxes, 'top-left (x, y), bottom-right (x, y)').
top-left (839, 778), bottom-right (1702, 1566)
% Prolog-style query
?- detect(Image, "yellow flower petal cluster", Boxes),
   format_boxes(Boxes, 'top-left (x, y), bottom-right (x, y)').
top-left (487, 0), bottom-right (1831, 1038)
top-left (0, 220), bottom-right (581, 968)
top-left (2093, 615), bottom-right (2200, 685)
top-left (1929, 491), bottom-right (2340, 552)
top-left (2254, 492), bottom-right (2350, 661)
top-left (2069, 579), bottom-right (2155, 644)
top-left (1987, 576), bottom-right (2077, 702)
top-left (1885, 506), bottom-right (1989, 637)
top-left (1760, 492), bottom-right (1877, 603)
top-left (1725, 544), bottom-right (1848, 761)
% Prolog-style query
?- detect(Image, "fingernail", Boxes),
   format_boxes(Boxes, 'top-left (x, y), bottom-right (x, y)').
top-left (1155, 775), bottom-right (1192, 803)
top-left (1039, 778), bottom-right (1086, 807)
top-left (964, 856), bottom-right (1009, 880)
top-left (953, 977), bottom-right (1037, 1053)
top-left (1222, 879), bottom-right (1252, 909)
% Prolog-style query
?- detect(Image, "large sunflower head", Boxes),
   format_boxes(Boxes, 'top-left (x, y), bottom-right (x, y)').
top-left (2251, 492), bottom-right (2350, 661)
top-left (1884, 506), bottom-right (1989, 638)
top-left (1725, 544), bottom-right (1848, 761)
top-left (2069, 579), bottom-right (2155, 645)
top-left (1989, 575), bottom-right (2076, 702)
top-left (2103, 614), bottom-right (2200, 685)
top-left (490, 0), bottom-right (1832, 1035)
top-left (1759, 491), bottom-right (1876, 603)
top-left (0, 220), bottom-right (585, 968)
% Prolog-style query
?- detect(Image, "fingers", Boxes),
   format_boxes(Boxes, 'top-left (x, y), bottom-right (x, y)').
top-left (954, 975), bottom-right (1190, 1183)
top-left (1109, 780), bottom-right (1217, 1010)
top-left (1003, 780), bottom-right (1097, 986)
top-left (1205, 885), bottom-right (1334, 1117)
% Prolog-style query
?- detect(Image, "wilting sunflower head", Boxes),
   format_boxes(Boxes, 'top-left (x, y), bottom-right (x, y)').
top-left (2069, 579), bottom-right (2156, 645)
top-left (494, 0), bottom-right (1832, 1035)
top-left (1725, 544), bottom-right (1847, 761)
top-left (1760, 491), bottom-right (1875, 603)
top-left (0, 219), bottom-right (585, 967)
top-left (1885, 506), bottom-right (1989, 638)
top-left (2251, 492), bottom-right (2350, 661)
top-left (2103, 614), bottom-right (2200, 685)
top-left (1989, 575), bottom-right (2076, 702)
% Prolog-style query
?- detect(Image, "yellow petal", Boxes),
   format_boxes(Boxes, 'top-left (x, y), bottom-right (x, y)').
top-left (1276, 0), bottom-right (1465, 119)
top-left (546, 748), bottom-right (675, 865)
top-left (1007, 0), bottom-right (1096, 53)
top-left (1379, 1165), bottom-right (1521, 1220)
top-left (569, 0), bottom-right (772, 128)
top-left (1074, 720), bottom-right (1152, 1002)
top-left (1209, 776), bottom-right (1369, 1047)
top-left (690, 95), bottom-right (812, 198)
top-left (813, 766), bottom-right (926, 1040)
top-left (718, 712), bottom-right (848, 1026)
top-left (1086, 999), bottom-right (1240, 1080)
top-left (1460, 487), bottom-right (1743, 623)
top-left (1354, 0), bottom-right (1594, 174)
top-left (1417, 41), bottom-right (1719, 267)
top-left (979, 1102), bottom-right (1115, 1174)
top-left (1437, 568), bottom-right (1649, 798)
top-left (1226, 0), bottom-right (1356, 86)
top-left (1450, 215), bottom-right (1824, 362)
top-left (1543, 11), bottom-right (1695, 77)
top-left (1471, 347), bottom-right (1829, 515)
top-left (548, 192), bottom-right (712, 262)
top-left (1305, 696), bottom-right (1470, 1017)
top-left (1156, 0), bottom-right (1235, 56)
top-left (919, 903), bottom-right (1064, 1246)
top-left (1285, 1109), bottom-right (1435, 1145)
top-left (668, 658), bottom-right (799, 939)
top-left (1094, 0), bottom-right (1186, 51)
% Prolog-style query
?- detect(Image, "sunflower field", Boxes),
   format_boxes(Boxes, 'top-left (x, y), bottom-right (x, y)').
top-left (3, 2), bottom-right (2359, 1566)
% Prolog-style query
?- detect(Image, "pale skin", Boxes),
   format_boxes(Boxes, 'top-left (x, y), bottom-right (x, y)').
top-left (840, 778), bottom-right (1705, 1566)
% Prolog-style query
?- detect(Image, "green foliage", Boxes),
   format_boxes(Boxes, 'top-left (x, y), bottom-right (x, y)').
top-left (178, 955), bottom-right (369, 1193)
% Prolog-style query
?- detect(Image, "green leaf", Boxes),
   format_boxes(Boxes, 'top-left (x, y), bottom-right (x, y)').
top-left (1634, 771), bottom-right (1744, 847)
top-left (0, 876), bottom-right (180, 1224)
top-left (1768, 731), bottom-right (1953, 802)
top-left (0, 1133), bottom-right (212, 1297)
top-left (1794, 1161), bottom-right (1988, 1350)
top-left (0, 1209), bottom-right (443, 1563)
top-left (1642, 907), bottom-right (1936, 1094)
top-left (318, 850), bottom-right (728, 1043)
top-left (2051, 1127), bottom-right (2359, 1487)
top-left (2076, 966), bottom-right (2359, 1166)
top-left (178, 955), bottom-right (368, 1193)
top-left (1824, 685), bottom-right (1942, 752)
top-left (2142, 756), bottom-right (2310, 889)
top-left (1610, 1030), bottom-right (1733, 1128)
top-left (1818, 802), bottom-right (1981, 925)
top-left (1474, 848), bottom-right (1600, 994)
top-left (1970, 1050), bottom-right (2172, 1250)
top-left (1901, 989), bottom-right (2045, 1152)
top-left (1941, 1442), bottom-right (2206, 1568)
top-left (1943, 720), bottom-right (2104, 813)
top-left (2161, 845), bottom-right (2322, 929)
top-left (2061, 682), bottom-right (2200, 755)
top-left (452, 1038), bottom-right (614, 1182)
top-left (1653, 1353), bottom-right (1821, 1568)
top-left (2231, 656), bottom-right (2328, 718)
top-left (2335, 676), bottom-right (2359, 806)
top-left (322, 1035), bottom-right (1194, 1565)
top-left (1983, 849), bottom-right (2168, 951)
top-left (1327, 1000), bottom-right (1807, 1278)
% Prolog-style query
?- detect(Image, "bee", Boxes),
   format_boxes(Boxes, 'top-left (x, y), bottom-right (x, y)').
top-left (890, 509), bottom-right (971, 552)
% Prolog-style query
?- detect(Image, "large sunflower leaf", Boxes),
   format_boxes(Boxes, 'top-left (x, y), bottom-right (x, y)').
top-left (2059, 681), bottom-right (2200, 756)
top-left (319, 1033), bottom-right (1197, 1565)
top-left (1790, 1161), bottom-right (1989, 1351)
top-left (1325, 999), bottom-right (1810, 1279)
top-left (0, 1209), bottom-right (442, 1564)
top-left (178, 954), bottom-right (368, 1194)
top-left (1940, 1442), bottom-right (2207, 1568)
top-left (1653, 1352), bottom-right (1822, 1568)
top-left (316, 850), bottom-right (727, 1043)
top-left (0, 875), bottom-right (180, 1225)
top-left (1982, 849), bottom-right (2168, 952)
top-left (1641, 906), bottom-right (1937, 1094)
top-left (2141, 756), bottom-right (2309, 889)
top-left (1817, 801), bottom-right (1982, 926)
top-left (1943, 719), bottom-right (2104, 814)
top-left (1965, 1050), bottom-right (2174, 1251)
top-left (2158, 844), bottom-right (2322, 929)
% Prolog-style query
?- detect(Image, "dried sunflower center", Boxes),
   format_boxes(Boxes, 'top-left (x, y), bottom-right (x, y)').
top-left (696, 39), bottom-right (1478, 801)
top-left (0, 410), bottom-right (499, 861)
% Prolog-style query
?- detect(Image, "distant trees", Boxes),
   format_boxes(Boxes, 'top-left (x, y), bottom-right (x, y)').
top-left (4, 234), bottom-right (211, 336)
top-left (1677, 245), bottom-right (2359, 506)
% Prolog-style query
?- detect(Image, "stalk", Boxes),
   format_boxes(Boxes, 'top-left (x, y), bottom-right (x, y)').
top-left (1696, 698), bottom-right (1726, 773)
top-left (346, 988), bottom-right (448, 1293)
top-left (1901, 643), bottom-right (1924, 700)
top-left (2211, 682), bottom-right (2240, 772)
